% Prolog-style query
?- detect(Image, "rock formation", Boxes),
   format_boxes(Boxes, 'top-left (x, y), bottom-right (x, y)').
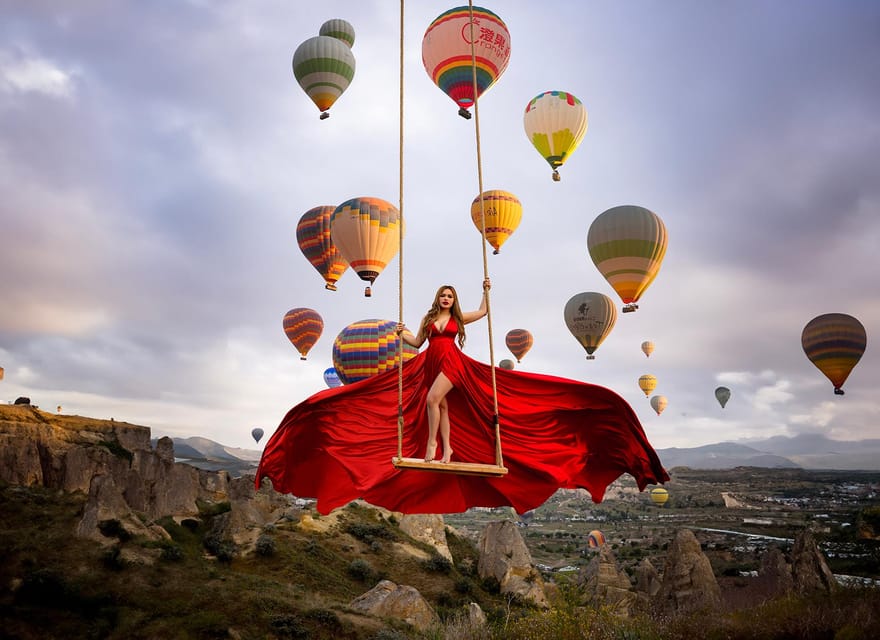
top-left (634, 557), bottom-right (662, 597)
top-left (757, 544), bottom-right (794, 596)
top-left (349, 579), bottom-right (439, 632)
top-left (399, 513), bottom-right (452, 561)
top-left (579, 545), bottom-right (637, 615)
top-left (655, 529), bottom-right (722, 614)
top-left (477, 520), bottom-right (548, 607)
top-left (790, 529), bottom-right (837, 594)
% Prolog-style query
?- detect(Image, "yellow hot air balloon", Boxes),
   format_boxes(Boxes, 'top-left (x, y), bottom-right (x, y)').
top-left (650, 487), bottom-right (669, 506)
top-left (471, 190), bottom-right (522, 254)
top-left (292, 26), bottom-right (356, 120)
top-left (563, 292), bottom-right (617, 360)
top-left (330, 197), bottom-right (403, 297)
top-left (523, 90), bottom-right (588, 181)
top-left (638, 374), bottom-right (657, 397)
top-left (650, 395), bottom-right (667, 415)
top-left (587, 205), bottom-right (668, 313)
top-left (801, 313), bottom-right (867, 395)
top-left (641, 340), bottom-right (654, 357)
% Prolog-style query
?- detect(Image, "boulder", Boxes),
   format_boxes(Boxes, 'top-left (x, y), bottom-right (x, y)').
top-left (478, 520), bottom-right (548, 607)
top-left (579, 545), bottom-right (637, 615)
top-left (399, 514), bottom-right (452, 561)
top-left (757, 545), bottom-right (794, 596)
top-left (790, 529), bottom-right (837, 594)
top-left (349, 579), bottom-right (439, 632)
top-left (655, 529), bottom-right (721, 614)
top-left (634, 558), bottom-right (662, 597)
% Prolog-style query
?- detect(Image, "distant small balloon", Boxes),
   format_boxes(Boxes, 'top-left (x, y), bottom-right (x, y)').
top-left (252, 428), bottom-right (265, 444)
top-left (499, 359), bottom-right (515, 370)
top-left (650, 487), bottom-right (669, 506)
top-left (715, 386), bottom-right (731, 408)
top-left (638, 374), bottom-right (657, 397)
top-left (641, 341), bottom-right (654, 358)
top-left (323, 367), bottom-right (342, 388)
top-left (650, 395), bottom-right (667, 415)
top-left (587, 530), bottom-right (606, 548)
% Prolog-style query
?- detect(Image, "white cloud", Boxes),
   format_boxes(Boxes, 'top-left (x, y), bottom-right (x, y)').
top-left (0, 51), bottom-right (76, 99)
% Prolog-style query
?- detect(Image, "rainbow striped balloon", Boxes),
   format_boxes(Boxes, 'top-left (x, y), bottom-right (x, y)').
top-left (282, 308), bottom-right (324, 360)
top-left (422, 6), bottom-right (511, 116)
top-left (297, 205), bottom-right (349, 291)
top-left (801, 313), bottom-right (866, 395)
top-left (587, 205), bottom-right (668, 312)
top-left (587, 530), bottom-right (606, 548)
top-left (332, 319), bottom-right (418, 385)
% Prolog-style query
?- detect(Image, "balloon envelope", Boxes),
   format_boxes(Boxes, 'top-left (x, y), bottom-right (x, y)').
top-left (650, 487), bottom-right (669, 506)
top-left (498, 359), bottom-right (515, 370)
top-left (523, 91), bottom-right (588, 181)
top-left (332, 319), bottom-right (419, 385)
top-left (587, 205), bottom-right (668, 312)
top-left (330, 197), bottom-right (403, 297)
top-left (297, 205), bottom-right (349, 291)
top-left (252, 428), bottom-right (265, 444)
top-left (292, 35), bottom-right (356, 118)
top-left (563, 292), bottom-right (617, 359)
top-left (587, 530), bottom-right (606, 548)
top-left (323, 367), bottom-right (342, 388)
top-left (505, 329), bottom-right (533, 363)
top-left (283, 308), bottom-right (324, 360)
top-left (422, 6), bottom-right (511, 116)
top-left (641, 341), bottom-right (654, 357)
top-left (638, 374), bottom-right (657, 397)
top-left (319, 19), bottom-right (355, 48)
top-left (715, 386), bottom-right (731, 408)
top-left (471, 190), bottom-right (522, 254)
top-left (650, 395), bottom-right (667, 415)
top-left (801, 313), bottom-right (867, 395)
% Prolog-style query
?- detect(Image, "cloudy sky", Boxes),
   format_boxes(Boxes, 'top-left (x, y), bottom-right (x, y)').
top-left (1, 1), bottom-right (878, 454)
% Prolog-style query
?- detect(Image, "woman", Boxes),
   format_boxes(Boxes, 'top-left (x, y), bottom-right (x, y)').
top-left (256, 282), bottom-right (668, 516)
top-left (397, 279), bottom-right (490, 463)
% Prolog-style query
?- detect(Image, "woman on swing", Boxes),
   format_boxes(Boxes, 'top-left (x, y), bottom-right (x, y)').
top-left (397, 278), bottom-right (490, 463)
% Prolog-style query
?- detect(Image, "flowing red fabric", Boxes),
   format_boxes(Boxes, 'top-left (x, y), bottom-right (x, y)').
top-left (256, 319), bottom-right (669, 514)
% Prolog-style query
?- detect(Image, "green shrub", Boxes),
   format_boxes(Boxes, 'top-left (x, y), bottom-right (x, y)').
top-left (256, 534), bottom-right (276, 557)
top-left (347, 558), bottom-right (376, 582)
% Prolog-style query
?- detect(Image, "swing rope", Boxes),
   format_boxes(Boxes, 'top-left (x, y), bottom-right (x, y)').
top-left (394, 0), bottom-right (505, 474)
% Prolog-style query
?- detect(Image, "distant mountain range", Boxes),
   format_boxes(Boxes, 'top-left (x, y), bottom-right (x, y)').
top-left (158, 433), bottom-right (880, 474)
top-left (657, 434), bottom-right (880, 471)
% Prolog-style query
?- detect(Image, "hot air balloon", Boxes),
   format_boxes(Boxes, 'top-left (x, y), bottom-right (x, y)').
top-left (252, 428), bottom-right (265, 444)
top-left (587, 530), bottom-right (606, 548)
top-left (330, 197), bottom-right (403, 297)
top-left (318, 18), bottom-right (355, 47)
top-left (650, 487), bottom-right (669, 506)
top-left (323, 367), bottom-right (342, 388)
top-left (471, 190), bottom-right (522, 254)
top-left (422, 6), bottom-right (511, 119)
top-left (498, 359), bottom-right (515, 370)
top-left (332, 319), bottom-right (419, 385)
top-left (715, 386), bottom-right (731, 408)
top-left (297, 205), bottom-right (349, 291)
top-left (282, 308), bottom-right (324, 360)
top-left (801, 313), bottom-right (867, 395)
top-left (563, 292), bottom-right (617, 360)
top-left (505, 329), bottom-right (533, 363)
top-left (650, 395), bottom-right (667, 415)
top-left (638, 374), bottom-right (657, 397)
top-left (523, 91), bottom-right (588, 181)
top-left (0, 366), bottom-right (4, 380)
top-left (292, 24), bottom-right (356, 120)
top-left (641, 341), bottom-right (654, 358)
top-left (587, 205), bottom-right (668, 313)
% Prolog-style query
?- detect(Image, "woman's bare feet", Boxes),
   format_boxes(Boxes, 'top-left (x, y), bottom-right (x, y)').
top-left (440, 449), bottom-right (453, 464)
top-left (424, 440), bottom-right (437, 462)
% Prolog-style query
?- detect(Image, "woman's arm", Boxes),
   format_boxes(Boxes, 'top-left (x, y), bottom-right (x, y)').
top-left (461, 278), bottom-right (491, 324)
top-left (397, 323), bottom-right (425, 348)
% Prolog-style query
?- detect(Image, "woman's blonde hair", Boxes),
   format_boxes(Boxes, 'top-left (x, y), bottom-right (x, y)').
top-left (419, 285), bottom-right (466, 348)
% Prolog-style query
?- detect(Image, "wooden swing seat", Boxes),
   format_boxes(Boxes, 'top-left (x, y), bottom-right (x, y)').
top-left (392, 456), bottom-right (508, 478)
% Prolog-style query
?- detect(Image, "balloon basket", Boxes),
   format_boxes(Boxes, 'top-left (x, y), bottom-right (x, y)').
top-left (585, 355), bottom-right (595, 360)
top-left (552, 170), bottom-right (560, 182)
top-left (364, 286), bottom-right (372, 297)
top-left (834, 388), bottom-right (845, 395)
top-left (325, 283), bottom-right (337, 291)
top-left (458, 107), bottom-right (472, 120)
top-left (300, 356), bottom-right (307, 361)
top-left (622, 304), bottom-right (639, 313)
top-left (320, 112), bottom-right (329, 120)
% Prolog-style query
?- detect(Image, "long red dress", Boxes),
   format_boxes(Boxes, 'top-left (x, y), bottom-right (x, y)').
top-left (256, 318), bottom-right (669, 514)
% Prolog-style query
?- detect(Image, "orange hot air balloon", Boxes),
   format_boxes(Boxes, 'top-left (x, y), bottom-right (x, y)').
top-left (282, 308), bottom-right (324, 360)
top-left (641, 341), bottom-right (654, 357)
top-left (297, 205), bottom-right (349, 291)
top-left (471, 190), bottom-right (522, 254)
top-left (801, 313), bottom-right (867, 395)
top-left (0, 366), bottom-right (4, 380)
top-left (505, 329), bottom-right (533, 363)
top-left (330, 197), bottom-right (403, 297)
top-left (421, 6), bottom-right (511, 119)
top-left (587, 530), bottom-right (606, 548)
top-left (638, 374), bottom-right (657, 397)
top-left (587, 205), bottom-right (668, 313)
